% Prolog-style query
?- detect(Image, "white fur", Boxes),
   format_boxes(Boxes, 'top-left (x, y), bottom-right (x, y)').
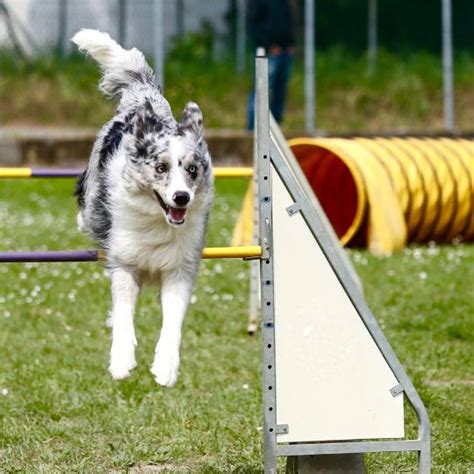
top-left (71, 28), bottom-right (155, 99)
top-left (71, 29), bottom-right (123, 67)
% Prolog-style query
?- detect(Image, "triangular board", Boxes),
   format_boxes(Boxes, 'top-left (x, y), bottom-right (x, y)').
top-left (271, 164), bottom-right (404, 443)
top-left (269, 116), bottom-right (363, 293)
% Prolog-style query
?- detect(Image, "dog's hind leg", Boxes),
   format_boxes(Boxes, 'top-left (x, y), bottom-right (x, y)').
top-left (108, 268), bottom-right (141, 379)
top-left (151, 272), bottom-right (193, 387)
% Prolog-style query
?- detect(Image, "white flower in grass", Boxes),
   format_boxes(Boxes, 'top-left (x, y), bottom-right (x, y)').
top-left (1, 388), bottom-right (8, 396)
top-left (427, 246), bottom-right (439, 257)
top-left (190, 294), bottom-right (198, 304)
top-left (419, 272), bottom-right (427, 280)
top-left (242, 384), bottom-right (249, 390)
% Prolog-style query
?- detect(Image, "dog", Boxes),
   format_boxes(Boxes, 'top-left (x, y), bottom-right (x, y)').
top-left (71, 29), bottom-right (214, 387)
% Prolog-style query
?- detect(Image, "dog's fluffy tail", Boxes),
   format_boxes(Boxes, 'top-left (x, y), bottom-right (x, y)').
top-left (71, 29), bottom-right (157, 98)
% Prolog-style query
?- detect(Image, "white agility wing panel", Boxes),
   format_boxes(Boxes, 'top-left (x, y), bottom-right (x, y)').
top-left (271, 166), bottom-right (404, 443)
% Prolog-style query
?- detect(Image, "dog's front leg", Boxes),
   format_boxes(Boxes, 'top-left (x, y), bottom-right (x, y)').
top-left (151, 272), bottom-right (193, 387)
top-left (108, 268), bottom-right (141, 380)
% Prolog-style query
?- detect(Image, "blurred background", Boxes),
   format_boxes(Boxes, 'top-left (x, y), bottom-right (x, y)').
top-left (0, 0), bottom-right (473, 134)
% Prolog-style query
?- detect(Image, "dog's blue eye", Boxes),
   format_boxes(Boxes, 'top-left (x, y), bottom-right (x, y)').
top-left (156, 164), bottom-right (166, 174)
top-left (188, 165), bottom-right (197, 174)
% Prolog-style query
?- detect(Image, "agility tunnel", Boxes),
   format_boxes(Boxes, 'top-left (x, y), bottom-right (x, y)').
top-left (288, 137), bottom-right (473, 254)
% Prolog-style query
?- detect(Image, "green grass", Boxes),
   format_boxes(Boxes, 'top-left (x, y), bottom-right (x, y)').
top-left (1, 48), bottom-right (473, 133)
top-left (0, 178), bottom-right (473, 472)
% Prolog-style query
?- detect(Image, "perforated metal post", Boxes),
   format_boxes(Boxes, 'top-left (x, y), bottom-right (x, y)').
top-left (256, 54), bottom-right (278, 473)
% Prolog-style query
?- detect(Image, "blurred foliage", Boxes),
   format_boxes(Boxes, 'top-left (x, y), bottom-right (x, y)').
top-left (0, 40), bottom-right (473, 132)
top-left (167, 21), bottom-right (216, 63)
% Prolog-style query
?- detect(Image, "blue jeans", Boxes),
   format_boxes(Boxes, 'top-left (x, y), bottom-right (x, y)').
top-left (247, 53), bottom-right (293, 130)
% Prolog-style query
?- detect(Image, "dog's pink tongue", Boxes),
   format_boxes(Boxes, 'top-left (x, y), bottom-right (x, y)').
top-left (169, 207), bottom-right (186, 222)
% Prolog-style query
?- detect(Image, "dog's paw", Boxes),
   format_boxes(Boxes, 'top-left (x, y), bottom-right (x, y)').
top-left (109, 338), bottom-right (137, 380)
top-left (150, 345), bottom-right (180, 387)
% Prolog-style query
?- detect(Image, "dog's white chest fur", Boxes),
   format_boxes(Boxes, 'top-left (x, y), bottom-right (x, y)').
top-left (109, 208), bottom-right (203, 274)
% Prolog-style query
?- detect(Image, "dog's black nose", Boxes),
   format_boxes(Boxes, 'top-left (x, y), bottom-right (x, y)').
top-left (173, 191), bottom-right (190, 206)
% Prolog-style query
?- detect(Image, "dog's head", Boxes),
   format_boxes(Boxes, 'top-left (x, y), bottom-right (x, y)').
top-left (122, 101), bottom-right (212, 226)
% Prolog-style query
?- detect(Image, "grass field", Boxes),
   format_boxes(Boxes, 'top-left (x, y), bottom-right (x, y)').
top-left (1, 48), bottom-right (473, 133)
top-left (0, 178), bottom-right (473, 472)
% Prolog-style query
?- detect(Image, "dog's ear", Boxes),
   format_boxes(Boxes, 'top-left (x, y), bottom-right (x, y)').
top-left (130, 101), bottom-right (164, 159)
top-left (134, 101), bottom-right (163, 140)
top-left (180, 101), bottom-right (204, 142)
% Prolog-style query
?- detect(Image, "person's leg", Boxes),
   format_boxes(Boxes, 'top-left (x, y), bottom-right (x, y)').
top-left (270, 53), bottom-right (293, 123)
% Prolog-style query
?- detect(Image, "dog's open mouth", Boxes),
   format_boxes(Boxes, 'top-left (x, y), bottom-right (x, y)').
top-left (154, 191), bottom-right (187, 225)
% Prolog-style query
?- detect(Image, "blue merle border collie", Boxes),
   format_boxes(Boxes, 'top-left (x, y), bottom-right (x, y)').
top-left (72, 29), bottom-right (213, 387)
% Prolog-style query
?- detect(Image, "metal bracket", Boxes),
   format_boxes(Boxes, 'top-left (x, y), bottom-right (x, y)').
top-left (390, 384), bottom-right (404, 397)
top-left (286, 203), bottom-right (301, 216)
top-left (276, 424), bottom-right (289, 435)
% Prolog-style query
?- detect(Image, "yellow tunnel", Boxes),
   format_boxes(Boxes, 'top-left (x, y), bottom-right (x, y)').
top-left (288, 137), bottom-right (473, 254)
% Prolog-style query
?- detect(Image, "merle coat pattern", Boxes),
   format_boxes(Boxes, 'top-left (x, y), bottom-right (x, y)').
top-left (72, 29), bottom-right (213, 387)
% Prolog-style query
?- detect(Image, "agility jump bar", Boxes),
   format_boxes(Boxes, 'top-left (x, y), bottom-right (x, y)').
top-left (0, 246), bottom-right (263, 263)
top-left (0, 167), bottom-right (254, 179)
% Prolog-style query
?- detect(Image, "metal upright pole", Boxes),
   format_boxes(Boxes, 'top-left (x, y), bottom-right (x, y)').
top-left (304, 0), bottom-right (316, 135)
top-left (118, 0), bottom-right (126, 46)
top-left (368, 0), bottom-right (377, 75)
top-left (57, 0), bottom-right (68, 58)
top-left (176, 0), bottom-right (184, 38)
top-left (236, 0), bottom-right (247, 74)
top-left (442, 0), bottom-right (454, 131)
top-left (153, 0), bottom-right (165, 89)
